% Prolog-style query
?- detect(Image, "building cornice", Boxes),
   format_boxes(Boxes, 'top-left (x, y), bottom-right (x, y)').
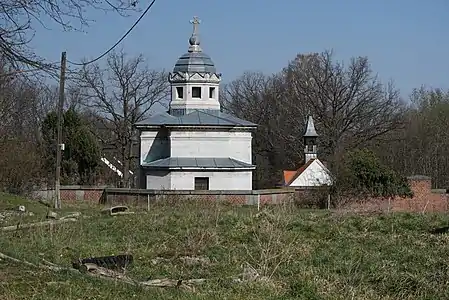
top-left (164, 125), bottom-right (257, 131)
top-left (169, 71), bottom-right (221, 84)
top-left (142, 166), bottom-right (256, 171)
top-left (135, 124), bottom-right (256, 131)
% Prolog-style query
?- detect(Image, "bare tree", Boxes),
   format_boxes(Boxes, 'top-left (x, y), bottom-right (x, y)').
top-left (222, 72), bottom-right (285, 156)
top-left (0, 0), bottom-right (139, 69)
top-left (0, 58), bottom-right (52, 141)
top-left (373, 87), bottom-right (449, 188)
top-left (223, 51), bottom-right (406, 188)
top-left (76, 49), bottom-right (169, 187)
top-left (222, 72), bottom-right (298, 188)
top-left (0, 59), bottom-right (54, 193)
top-left (282, 51), bottom-right (406, 165)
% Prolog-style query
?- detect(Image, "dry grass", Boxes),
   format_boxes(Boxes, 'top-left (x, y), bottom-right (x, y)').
top-left (1, 194), bottom-right (449, 299)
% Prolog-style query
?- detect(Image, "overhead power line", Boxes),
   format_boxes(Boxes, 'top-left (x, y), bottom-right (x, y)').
top-left (68, 0), bottom-right (157, 66)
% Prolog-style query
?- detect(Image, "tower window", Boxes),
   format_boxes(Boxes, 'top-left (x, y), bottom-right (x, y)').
top-left (176, 87), bottom-right (183, 99)
top-left (209, 87), bottom-right (216, 99)
top-left (305, 138), bottom-right (315, 152)
top-left (192, 87), bottom-right (201, 98)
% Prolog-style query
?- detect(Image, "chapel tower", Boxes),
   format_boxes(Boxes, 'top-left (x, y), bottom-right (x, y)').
top-left (168, 17), bottom-right (221, 116)
top-left (303, 115), bottom-right (318, 163)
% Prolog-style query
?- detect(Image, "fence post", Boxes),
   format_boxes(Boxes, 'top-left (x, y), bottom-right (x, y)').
top-left (147, 194), bottom-right (150, 211)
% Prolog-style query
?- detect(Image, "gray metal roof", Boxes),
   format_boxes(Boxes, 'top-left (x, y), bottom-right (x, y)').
top-left (304, 115), bottom-right (319, 137)
top-left (135, 110), bottom-right (257, 127)
top-left (172, 17), bottom-right (217, 74)
top-left (173, 52), bottom-right (216, 74)
top-left (136, 112), bottom-right (176, 126)
top-left (142, 157), bottom-right (255, 169)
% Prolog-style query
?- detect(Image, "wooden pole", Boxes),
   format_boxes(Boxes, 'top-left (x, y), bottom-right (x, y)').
top-left (55, 51), bottom-right (67, 209)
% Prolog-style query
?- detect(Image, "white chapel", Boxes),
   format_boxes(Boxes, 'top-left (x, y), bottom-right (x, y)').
top-left (135, 17), bottom-right (257, 190)
top-left (280, 115), bottom-right (333, 188)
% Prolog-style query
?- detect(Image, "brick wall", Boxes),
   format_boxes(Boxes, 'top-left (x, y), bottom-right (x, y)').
top-left (344, 176), bottom-right (449, 213)
top-left (259, 192), bottom-right (292, 205)
top-left (31, 186), bottom-right (106, 203)
top-left (84, 189), bottom-right (104, 202)
top-left (101, 188), bottom-right (295, 207)
top-left (33, 176), bottom-right (447, 214)
top-left (33, 187), bottom-right (295, 206)
top-left (61, 187), bottom-right (104, 203)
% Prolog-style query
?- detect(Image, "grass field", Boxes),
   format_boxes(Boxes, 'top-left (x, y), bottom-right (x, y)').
top-left (1, 193), bottom-right (449, 299)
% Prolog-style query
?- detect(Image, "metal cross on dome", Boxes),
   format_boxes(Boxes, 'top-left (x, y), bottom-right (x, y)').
top-left (190, 16), bottom-right (201, 34)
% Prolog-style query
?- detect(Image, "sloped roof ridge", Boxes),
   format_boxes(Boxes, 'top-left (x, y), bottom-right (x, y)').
top-left (199, 109), bottom-right (255, 126)
top-left (285, 158), bottom-right (316, 186)
top-left (179, 109), bottom-right (256, 126)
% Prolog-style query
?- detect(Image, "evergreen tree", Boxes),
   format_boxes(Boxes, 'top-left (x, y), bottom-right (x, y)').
top-left (41, 108), bottom-right (100, 185)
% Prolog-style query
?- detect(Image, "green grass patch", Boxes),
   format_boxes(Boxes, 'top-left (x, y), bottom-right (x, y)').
top-left (1, 196), bottom-right (449, 299)
top-left (0, 192), bottom-right (102, 226)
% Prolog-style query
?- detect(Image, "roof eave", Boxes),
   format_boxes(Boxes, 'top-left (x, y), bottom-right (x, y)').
top-left (134, 124), bottom-right (257, 131)
top-left (141, 166), bottom-right (256, 171)
top-left (286, 158), bottom-right (316, 186)
top-left (164, 124), bottom-right (257, 130)
top-left (134, 124), bottom-right (162, 130)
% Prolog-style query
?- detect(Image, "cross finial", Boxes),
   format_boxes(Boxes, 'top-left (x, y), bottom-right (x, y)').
top-left (188, 16), bottom-right (202, 52)
top-left (190, 16), bottom-right (201, 34)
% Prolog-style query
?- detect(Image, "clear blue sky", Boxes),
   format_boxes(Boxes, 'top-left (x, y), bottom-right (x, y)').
top-left (31, 0), bottom-right (448, 98)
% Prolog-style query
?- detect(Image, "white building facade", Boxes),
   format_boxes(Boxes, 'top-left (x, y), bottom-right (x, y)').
top-left (135, 17), bottom-right (257, 190)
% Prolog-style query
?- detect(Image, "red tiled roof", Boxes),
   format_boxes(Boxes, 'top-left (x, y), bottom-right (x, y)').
top-left (282, 158), bottom-right (316, 186)
top-left (283, 170), bottom-right (297, 185)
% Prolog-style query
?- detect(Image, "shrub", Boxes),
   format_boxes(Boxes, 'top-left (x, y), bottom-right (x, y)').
top-left (333, 149), bottom-right (413, 202)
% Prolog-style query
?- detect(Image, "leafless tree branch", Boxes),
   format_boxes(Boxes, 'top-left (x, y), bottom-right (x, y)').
top-left (0, 0), bottom-right (140, 70)
top-left (75, 49), bottom-right (169, 187)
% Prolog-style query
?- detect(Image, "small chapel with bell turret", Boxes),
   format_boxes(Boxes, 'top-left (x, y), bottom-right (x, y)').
top-left (280, 115), bottom-right (333, 188)
top-left (135, 17), bottom-right (257, 190)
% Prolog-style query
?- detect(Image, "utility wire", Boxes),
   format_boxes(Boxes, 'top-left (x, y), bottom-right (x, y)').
top-left (68, 0), bottom-right (157, 66)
